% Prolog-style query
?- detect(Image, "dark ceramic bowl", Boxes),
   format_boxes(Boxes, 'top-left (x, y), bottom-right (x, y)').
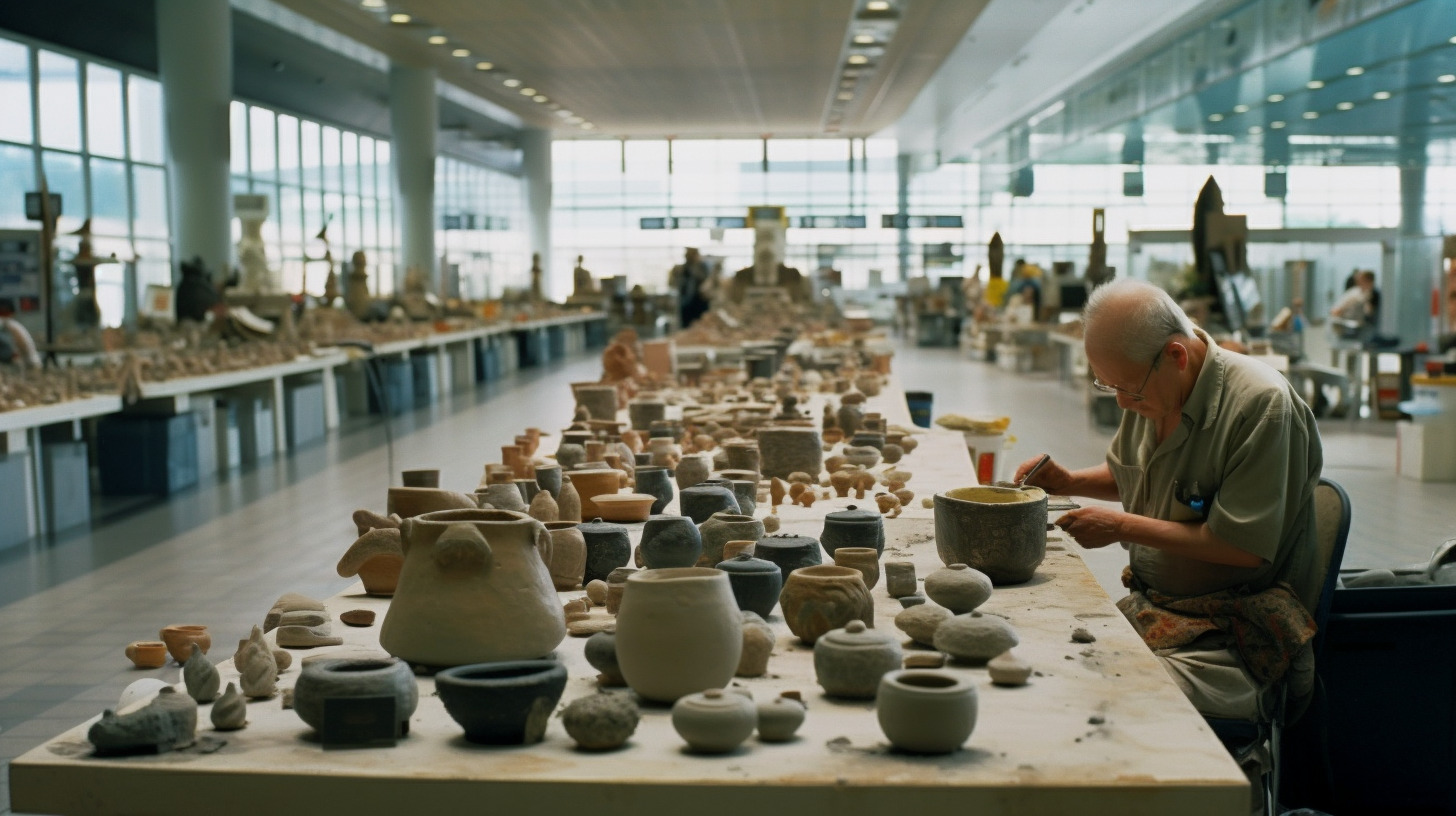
top-left (679, 484), bottom-right (741, 524)
top-left (436, 660), bottom-right (568, 745)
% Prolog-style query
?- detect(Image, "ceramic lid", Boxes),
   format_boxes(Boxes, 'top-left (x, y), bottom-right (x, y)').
top-left (577, 517), bottom-right (628, 536)
top-left (754, 534), bottom-right (820, 550)
top-left (824, 505), bottom-right (883, 525)
top-left (717, 553), bottom-right (781, 575)
top-left (818, 620), bottom-right (897, 649)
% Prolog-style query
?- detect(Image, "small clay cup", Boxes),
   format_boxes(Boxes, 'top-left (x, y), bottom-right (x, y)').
top-left (159, 625), bottom-right (211, 665)
top-left (125, 641), bottom-right (168, 669)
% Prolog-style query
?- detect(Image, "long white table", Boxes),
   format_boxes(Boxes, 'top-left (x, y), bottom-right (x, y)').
top-left (9, 382), bottom-right (1246, 815)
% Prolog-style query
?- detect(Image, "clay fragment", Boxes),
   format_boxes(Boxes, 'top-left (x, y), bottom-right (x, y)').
top-left (562, 691), bottom-right (640, 751)
top-left (276, 624), bottom-right (343, 649)
top-left (183, 643), bottom-right (220, 703)
top-left (211, 683), bottom-right (248, 731)
top-left (988, 650), bottom-right (1033, 686)
top-left (1071, 627), bottom-right (1096, 643)
top-left (903, 652), bottom-right (946, 669)
top-left (341, 609), bottom-right (376, 627)
top-left (89, 687), bottom-right (197, 756)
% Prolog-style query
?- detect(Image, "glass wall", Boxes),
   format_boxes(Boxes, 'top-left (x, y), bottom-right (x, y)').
top-left (0, 34), bottom-right (169, 328)
top-left (435, 155), bottom-right (528, 301)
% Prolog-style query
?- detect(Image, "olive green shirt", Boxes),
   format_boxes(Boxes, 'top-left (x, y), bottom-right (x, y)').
top-left (1106, 329), bottom-right (1323, 597)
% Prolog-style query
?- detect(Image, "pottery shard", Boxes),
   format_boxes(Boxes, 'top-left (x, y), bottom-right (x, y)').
top-left (277, 610), bottom-right (330, 629)
top-left (273, 649), bottom-right (293, 672)
top-left (895, 605), bottom-right (951, 647)
top-left (211, 683), bottom-right (248, 731)
top-left (762, 515), bottom-right (782, 534)
top-left (237, 626), bottom-right (278, 699)
top-left (988, 650), bottom-right (1033, 686)
top-left (568, 617), bottom-right (619, 637)
top-left (183, 643), bottom-right (220, 703)
top-left (737, 612), bottom-right (776, 678)
top-left (336, 528), bottom-right (403, 577)
top-left (264, 593), bottom-right (325, 632)
top-left (352, 509), bottom-right (401, 536)
top-left (276, 624), bottom-right (344, 649)
top-left (903, 652), bottom-right (947, 669)
top-left (341, 609), bottom-right (376, 627)
top-left (562, 691), bottom-right (640, 751)
top-left (89, 687), bottom-right (197, 756)
top-left (933, 612), bottom-right (1020, 663)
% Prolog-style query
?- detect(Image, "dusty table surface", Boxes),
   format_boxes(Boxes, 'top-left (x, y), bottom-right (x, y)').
top-left (10, 383), bottom-right (1246, 816)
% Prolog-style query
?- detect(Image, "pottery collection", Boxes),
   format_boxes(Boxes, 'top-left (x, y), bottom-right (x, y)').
top-left (638, 514), bottom-right (703, 569)
top-left (671, 689), bottom-right (756, 753)
top-left (778, 565), bottom-right (874, 645)
top-left (876, 670), bottom-right (978, 754)
top-left (614, 568), bottom-right (742, 703)
top-left (380, 509), bottom-right (566, 667)
top-left (436, 660), bottom-right (568, 745)
top-left (933, 486), bottom-right (1047, 585)
top-left (293, 657), bottom-right (419, 738)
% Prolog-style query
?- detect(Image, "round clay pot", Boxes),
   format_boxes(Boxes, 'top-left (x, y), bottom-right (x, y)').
top-left (639, 515), bottom-right (703, 569)
top-left (575, 385), bottom-right (619, 421)
top-left (814, 620), bottom-right (902, 699)
top-left (723, 442), bottom-right (761, 474)
top-left (565, 468), bottom-right (624, 520)
top-left (632, 466), bottom-right (674, 514)
top-left (593, 493), bottom-right (655, 523)
top-left (675, 454), bottom-right (712, 489)
top-left (754, 534), bottom-right (824, 583)
top-left (849, 431), bottom-right (885, 451)
top-left (757, 427), bottom-right (823, 480)
top-left (679, 483), bottom-right (740, 525)
top-left (837, 403), bottom-right (865, 435)
top-left (820, 505), bottom-right (886, 556)
top-left (386, 487), bottom-right (477, 518)
top-left (400, 468), bottom-right (440, 488)
top-left (924, 563), bottom-right (994, 613)
top-left (615, 568), bottom-right (742, 703)
top-left (696, 513), bottom-right (764, 567)
top-left (778, 565), bottom-right (874, 645)
top-left (541, 521), bottom-right (586, 591)
top-left (933, 486), bottom-right (1047, 585)
top-left (475, 483), bottom-right (527, 513)
top-left (832, 547), bottom-right (881, 590)
top-left (159, 625), bottom-right (211, 665)
top-left (125, 640), bottom-right (168, 669)
top-left (535, 464), bottom-right (563, 499)
top-left (293, 657), bottom-right (418, 736)
top-left (671, 688), bottom-right (757, 754)
top-left (876, 670), bottom-right (978, 754)
top-left (715, 553), bottom-right (784, 618)
top-left (357, 554), bottom-right (404, 596)
top-left (584, 630), bottom-right (625, 686)
top-left (728, 480), bottom-right (758, 516)
top-left (436, 660), bottom-right (568, 745)
top-left (577, 518), bottom-right (631, 584)
top-left (757, 695), bottom-right (807, 742)
top-left (628, 400), bottom-right (666, 431)
top-left (555, 443), bottom-right (587, 470)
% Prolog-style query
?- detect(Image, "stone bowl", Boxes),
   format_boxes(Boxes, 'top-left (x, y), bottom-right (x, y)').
top-left (932, 486), bottom-right (1047, 585)
top-left (435, 660), bottom-right (568, 745)
top-left (592, 493), bottom-right (656, 523)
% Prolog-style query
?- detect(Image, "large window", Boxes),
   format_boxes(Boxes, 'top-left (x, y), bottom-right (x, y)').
top-left (435, 155), bottom-right (528, 300)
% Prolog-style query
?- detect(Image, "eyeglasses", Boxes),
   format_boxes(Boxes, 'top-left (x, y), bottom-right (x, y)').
top-left (1091, 348), bottom-right (1162, 402)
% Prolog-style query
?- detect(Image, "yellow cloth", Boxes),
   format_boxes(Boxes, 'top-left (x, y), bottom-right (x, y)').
top-left (984, 277), bottom-right (1009, 308)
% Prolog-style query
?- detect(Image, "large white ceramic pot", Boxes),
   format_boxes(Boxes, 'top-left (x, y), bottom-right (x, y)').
top-left (614, 567), bottom-right (742, 703)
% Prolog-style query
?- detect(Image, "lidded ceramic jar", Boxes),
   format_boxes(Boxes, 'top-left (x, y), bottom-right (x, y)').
top-left (671, 688), bottom-right (757, 754)
top-left (679, 483), bottom-right (740, 524)
top-left (380, 509), bottom-right (565, 668)
top-left (820, 505), bottom-right (886, 557)
top-left (639, 514), bottom-right (702, 569)
top-left (716, 553), bottom-right (784, 618)
top-left (876, 670), bottom-right (979, 754)
top-left (697, 512), bottom-right (764, 567)
top-left (577, 518), bottom-right (631, 584)
top-left (756, 694), bottom-right (807, 742)
top-left (614, 568), bottom-right (742, 703)
top-left (753, 534), bottom-right (824, 582)
top-left (632, 466), bottom-right (674, 514)
top-left (813, 620), bottom-right (902, 699)
top-left (778, 565), bottom-right (874, 645)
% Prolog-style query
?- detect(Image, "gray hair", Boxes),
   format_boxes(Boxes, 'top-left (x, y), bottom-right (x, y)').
top-left (1084, 278), bottom-right (1196, 363)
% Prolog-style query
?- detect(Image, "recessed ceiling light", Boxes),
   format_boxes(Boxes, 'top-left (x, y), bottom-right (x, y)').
top-left (837, 91), bottom-right (854, 101)
top-left (361, 0), bottom-right (384, 7)
top-left (1267, 93), bottom-right (1285, 103)
top-left (1307, 79), bottom-right (1325, 89)
top-left (427, 35), bottom-right (447, 45)
top-left (556, 110), bottom-right (573, 118)
top-left (1441, 74), bottom-right (1456, 83)
top-left (1303, 111), bottom-right (1319, 119)
top-left (1336, 101), bottom-right (1354, 110)
top-left (1346, 66), bottom-right (1365, 76)
top-left (1233, 104), bottom-right (1249, 113)
top-left (519, 87), bottom-right (536, 96)
top-left (843, 69), bottom-right (861, 78)
top-left (566, 115), bottom-right (582, 124)
top-left (452, 48), bottom-right (470, 58)
top-left (1248, 125), bottom-right (1263, 135)
top-left (581, 124), bottom-right (595, 130)
top-left (866, 0), bottom-right (890, 10)
top-left (389, 13), bottom-right (411, 24)
top-left (1450, 35), bottom-right (1456, 44)
top-left (847, 54), bottom-right (869, 65)
top-left (533, 95), bottom-right (548, 103)
top-left (548, 102), bottom-right (561, 110)
top-left (853, 34), bottom-right (876, 45)
top-left (1270, 121), bottom-right (1286, 129)
top-left (1208, 113), bottom-right (1225, 122)
top-left (503, 78), bottom-right (522, 87)
top-left (475, 61), bottom-right (494, 71)
top-left (1373, 90), bottom-right (1391, 100)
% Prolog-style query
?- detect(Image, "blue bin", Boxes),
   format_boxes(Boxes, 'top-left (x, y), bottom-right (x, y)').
top-left (906, 391), bottom-right (933, 428)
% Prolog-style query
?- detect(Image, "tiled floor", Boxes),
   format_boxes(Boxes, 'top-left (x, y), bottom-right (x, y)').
top-left (2, 337), bottom-right (1452, 814)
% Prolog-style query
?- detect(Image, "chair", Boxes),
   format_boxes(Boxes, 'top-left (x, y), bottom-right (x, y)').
top-left (1205, 477), bottom-right (1352, 816)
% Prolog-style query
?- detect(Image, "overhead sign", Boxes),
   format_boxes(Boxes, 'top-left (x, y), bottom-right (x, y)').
top-left (795, 215), bottom-right (866, 229)
top-left (881, 214), bottom-right (964, 229)
top-left (638, 216), bottom-right (748, 229)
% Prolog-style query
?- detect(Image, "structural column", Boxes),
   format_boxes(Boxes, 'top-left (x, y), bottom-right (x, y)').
top-left (156, 0), bottom-right (232, 277)
top-left (389, 63), bottom-right (438, 289)
top-left (1396, 134), bottom-right (1434, 346)
top-left (521, 127), bottom-right (553, 294)
top-left (895, 153), bottom-right (912, 282)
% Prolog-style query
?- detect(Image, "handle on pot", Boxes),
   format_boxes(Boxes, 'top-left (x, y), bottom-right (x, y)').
top-left (432, 522), bottom-right (492, 573)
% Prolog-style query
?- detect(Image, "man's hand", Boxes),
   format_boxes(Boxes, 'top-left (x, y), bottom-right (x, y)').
top-left (1053, 507), bottom-right (1125, 549)
top-left (1012, 455), bottom-right (1071, 491)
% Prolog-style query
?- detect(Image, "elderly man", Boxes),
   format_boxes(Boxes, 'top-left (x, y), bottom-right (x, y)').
top-left (1014, 278), bottom-right (1323, 722)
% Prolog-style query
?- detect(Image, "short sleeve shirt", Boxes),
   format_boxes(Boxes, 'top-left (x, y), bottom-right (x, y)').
top-left (1105, 329), bottom-right (1324, 597)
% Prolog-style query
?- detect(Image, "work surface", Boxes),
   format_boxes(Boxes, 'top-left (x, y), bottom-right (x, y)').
top-left (9, 383), bottom-right (1246, 816)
